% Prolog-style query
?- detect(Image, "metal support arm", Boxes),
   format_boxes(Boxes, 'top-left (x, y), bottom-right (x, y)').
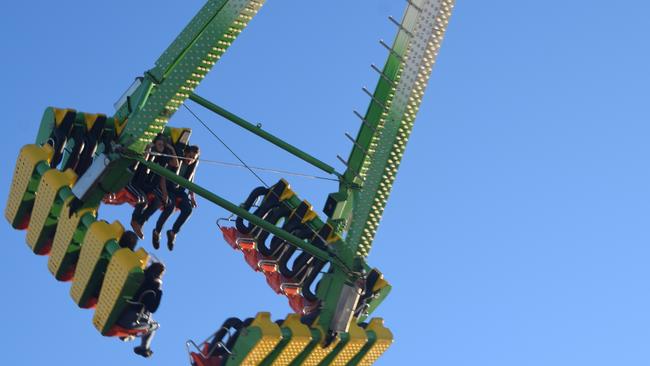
top-left (188, 93), bottom-right (342, 178)
top-left (130, 154), bottom-right (340, 266)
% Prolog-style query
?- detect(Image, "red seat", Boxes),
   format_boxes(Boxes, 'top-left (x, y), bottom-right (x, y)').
top-left (220, 226), bottom-right (319, 314)
top-left (103, 189), bottom-right (185, 210)
top-left (105, 325), bottom-right (149, 338)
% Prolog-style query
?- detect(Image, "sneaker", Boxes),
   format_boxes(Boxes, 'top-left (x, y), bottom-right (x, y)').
top-left (152, 230), bottom-right (160, 250)
top-left (133, 346), bottom-right (153, 358)
top-left (166, 230), bottom-right (176, 251)
top-left (131, 220), bottom-right (144, 239)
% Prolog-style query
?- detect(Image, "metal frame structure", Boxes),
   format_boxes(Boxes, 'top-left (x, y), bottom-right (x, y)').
top-left (5, 0), bottom-right (456, 364)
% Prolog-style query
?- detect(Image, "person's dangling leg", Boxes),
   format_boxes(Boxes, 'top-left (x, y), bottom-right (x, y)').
top-left (133, 318), bottom-right (159, 358)
top-left (167, 190), bottom-right (192, 251)
top-left (171, 191), bottom-right (193, 234)
top-left (153, 196), bottom-right (175, 250)
top-left (131, 203), bottom-right (147, 239)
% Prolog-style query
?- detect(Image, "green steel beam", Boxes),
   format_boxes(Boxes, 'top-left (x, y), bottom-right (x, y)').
top-left (189, 93), bottom-right (342, 178)
top-left (338, 0), bottom-right (456, 261)
top-left (120, 0), bottom-right (267, 153)
top-left (130, 154), bottom-right (341, 266)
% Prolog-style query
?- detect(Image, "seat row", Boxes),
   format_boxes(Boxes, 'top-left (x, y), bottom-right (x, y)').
top-left (188, 312), bottom-right (393, 366)
top-left (5, 144), bottom-right (154, 337)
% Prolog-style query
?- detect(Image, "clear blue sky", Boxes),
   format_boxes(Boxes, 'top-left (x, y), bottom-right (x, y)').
top-left (1, 1), bottom-right (650, 365)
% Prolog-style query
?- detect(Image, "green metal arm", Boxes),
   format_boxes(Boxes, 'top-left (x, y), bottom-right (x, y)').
top-left (189, 93), bottom-right (343, 178)
top-left (333, 0), bottom-right (456, 261)
top-left (119, 0), bottom-right (267, 153)
top-left (129, 154), bottom-right (343, 267)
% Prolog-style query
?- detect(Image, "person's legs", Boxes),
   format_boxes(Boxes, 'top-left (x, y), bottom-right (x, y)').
top-left (139, 195), bottom-right (163, 224)
top-left (155, 191), bottom-right (177, 233)
top-left (153, 193), bottom-right (175, 249)
top-left (171, 190), bottom-right (193, 234)
top-left (140, 326), bottom-right (157, 350)
top-left (131, 203), bottom-right (146, 223)
top-left (166, 190), bottom-right (192, 251)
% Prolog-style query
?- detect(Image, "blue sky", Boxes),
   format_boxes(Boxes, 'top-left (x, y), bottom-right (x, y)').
top-left (2, 0), bottom-right (650, 365)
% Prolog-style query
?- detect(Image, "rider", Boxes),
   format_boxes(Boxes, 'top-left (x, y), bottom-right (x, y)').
top-left (152, 145), bottom-right (200, 251)
top-left (117, 261), bottom-right (165, 358)
top-left (130, 134), bottom-right (179, 239)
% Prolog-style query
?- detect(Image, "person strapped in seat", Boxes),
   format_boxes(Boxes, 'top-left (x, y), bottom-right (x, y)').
top-left (152, 145), bottom-right (200, 251)
top-left (117, 261), bottom-right (165, 358)
top-left (130, 134), bottom-right (179, 239)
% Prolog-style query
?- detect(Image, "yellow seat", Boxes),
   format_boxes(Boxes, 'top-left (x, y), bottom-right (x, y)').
top-left (291, 321), bottom-right (340, 366)
top-left (26, 168), bottom-right (77, 255)
top-left (5, 144), bottom-right (53, 229)
top-left (266, 314), bottom-right (312, 365)
top-left (228, 312), bottom-right (282, 366)
top-left (325, 321), bottom-right (368, 365)
top-left (48, 197), bottom-right (97, 281)
top-left (354, 318), bottom-right (394, 366)
top-left (93, 247), bottom-right (149, 336)
top-left (70, 221), bottom-right (124, 308)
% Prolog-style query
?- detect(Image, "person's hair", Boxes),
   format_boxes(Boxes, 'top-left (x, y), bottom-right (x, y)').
top-left (153, 133), bottom-right (167, 144)
top-left (187, 145), bottom-right (200, 156)
top-left (118, 231), bottom-right (139, 251)
top-left (145, 262), bottom-right (166, 280)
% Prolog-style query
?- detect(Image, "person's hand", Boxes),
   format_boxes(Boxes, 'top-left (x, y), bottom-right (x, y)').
top-left (162, 193), bottom-right (169, 204)
top-left (190, 196), bottom-right (198, 208)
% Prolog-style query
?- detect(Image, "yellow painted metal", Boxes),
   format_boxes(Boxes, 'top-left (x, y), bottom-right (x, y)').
top-left (93, 247), bottom-right (149, 335)
top-left (4, 144), bottom-right (53, 227)
top-left (300, 201), bottom-right (318, 224)
top-left (271, 314), bottom-right (312, 366)
top-left (241, 312), bottom-right (283, 366)
top-left (356, 319), bottom-right (393, 366)
top-left (371, 277), bottom-right (389, 293)
top-left (53, 108), bottom-right (73, 127)
top-left (48, 197), bottom-right (97, 279)
top-left (114, 117), bottom-right (128, 137)
top-left (25, 168), bottom-right (77, 253)
top-left (70, 220), bottom-right (124, 307)
top-left (169, 127), bottom-right (191, 144)
top-left (83, 113), bottom-right (101, 130)
top-left (300, 322), bottom-right (340, 366)
top-left (279, 180), bottom-right (295, 201)
top-left (328, 321), bottom-right (368, 365)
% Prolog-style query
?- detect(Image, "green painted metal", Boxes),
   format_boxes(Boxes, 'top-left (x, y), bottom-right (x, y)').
top-left (189, 92), bottom-right (343, 178)
top-left (11, 1), bottom-right (458, 363)
top-left (52, 212), bottom-right (96, 280)
top-left (119, 0), bottom-right (267, 153)
top-left (331, 0), bottom-right (456, 261)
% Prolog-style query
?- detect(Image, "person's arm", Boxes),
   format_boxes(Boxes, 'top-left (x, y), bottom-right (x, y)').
top-left (187, 163), bottom-right (198, 207)
top-left (166, 144), bottom-right (180, 168)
